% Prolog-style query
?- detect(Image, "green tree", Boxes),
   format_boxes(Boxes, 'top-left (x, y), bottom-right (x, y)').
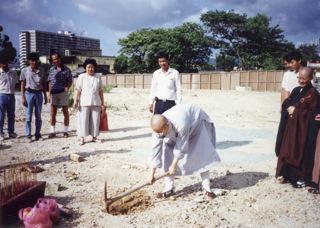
top-left (114, 54), bottom-right (129, 73)
top-left (0, 25), bottom-right (17, 63)
top-left (168, 23), bottom-right (212, 72)
top-left (200, 10), bottom-right (247, 69)
top-left (216, 53), bottom-right (236, 71)
top-left (201, 11), bottom-right (294, 70)
top-left (241, 14), bottom-right (294, 69)
top-left (117, 22), bottom-right (212, 73)
top-left (297, 44), bottom-right (320, 62)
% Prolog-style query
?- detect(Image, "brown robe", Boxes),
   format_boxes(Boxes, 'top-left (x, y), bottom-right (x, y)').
top-left (276, 84), bottom-right (319, 182)
top-left (312, 131), bottom-right (320, 185)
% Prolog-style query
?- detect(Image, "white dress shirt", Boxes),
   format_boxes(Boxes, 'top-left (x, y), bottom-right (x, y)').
top-left (149, 67), bottom-right (182, 105)
top-left (281, 70), bottom-right (299, 93)
top-left (0, 68), bottom-right (17, 94)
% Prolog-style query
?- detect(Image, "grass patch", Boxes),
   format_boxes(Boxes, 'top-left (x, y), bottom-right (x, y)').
top-left (68, 85), bottom-right (75, 108)
top-left (107, 103), bottom-right (130, 112)
top-left (103, 84), bottom-right (113, 93)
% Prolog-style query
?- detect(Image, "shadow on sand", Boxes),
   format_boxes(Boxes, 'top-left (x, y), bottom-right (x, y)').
top-left (107, 133), bottom-right (152, 142)
top-left (0, 149), bottom-right (130, 170)
top-left (108, 126), bottom-right (147, 133)
top-left (0, 144), bottom-right (11, 150)
top-left (174, 171), bottom-right (269, 198)
top-left (216, 140), bottom-right (253, 149)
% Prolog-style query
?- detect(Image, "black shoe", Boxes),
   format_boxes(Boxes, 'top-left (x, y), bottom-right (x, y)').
top-left (156, 189), bottom-right (175, 198)
top-left (204, 190), bottom-right (216, 199)
top-left (48, 133), bottom-right (56, 138)
top-left (293, 180), bottom-right (306, 188)
top-left (63, 132), bottom-right (69, 138)
top-left (26, 136), bottom-right (33, 143)
top-left (308, 188), bottom-right (320, 194)
top-left (35, 135), bottom-right (44, 141)
top-left (8, 133), bottom-right (17, 138)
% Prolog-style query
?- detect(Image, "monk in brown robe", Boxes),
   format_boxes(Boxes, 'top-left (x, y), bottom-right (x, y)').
top-left (275, 67), bottom-right (320, 187)
top-left (310, 128), bottom-right (320, 193)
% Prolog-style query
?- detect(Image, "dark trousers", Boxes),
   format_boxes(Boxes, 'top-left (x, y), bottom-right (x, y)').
top-left (154, 98), bottom-right (176, 114)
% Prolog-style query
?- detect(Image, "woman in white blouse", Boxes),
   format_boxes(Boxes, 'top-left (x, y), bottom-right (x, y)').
top-left (74, 59), bottom-right (105, 145)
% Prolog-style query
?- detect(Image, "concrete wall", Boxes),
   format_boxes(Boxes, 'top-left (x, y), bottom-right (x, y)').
top-left (102, 71), bottom-right (284, 92)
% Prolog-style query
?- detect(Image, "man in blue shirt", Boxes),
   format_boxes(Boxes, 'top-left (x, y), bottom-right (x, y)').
top-left (48, 52), bottom-right (72, 138)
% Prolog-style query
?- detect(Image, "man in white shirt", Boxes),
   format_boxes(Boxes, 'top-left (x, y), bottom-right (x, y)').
top-left (0, 54), bottom-right (17, 141)
top-left (149, 103), bottom-right (221, 199)
top-left (149, 51), bottom-right (181, 114)
top-left (281, 51), bottom-right (302, 104)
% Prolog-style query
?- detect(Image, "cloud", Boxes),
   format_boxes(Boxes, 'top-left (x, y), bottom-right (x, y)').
top-left (183, 7), bottom-right (209, 24)
top-left (0, 0), bottom-right (75, 32)
top-left (212, 0), bottom-right (320, 37)
top-left (73, 0), bottom-right (202, 31)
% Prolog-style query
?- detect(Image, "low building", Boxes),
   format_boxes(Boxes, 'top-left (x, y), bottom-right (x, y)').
top-left (39, 55), bottom-right (116, 76)
top-left (307, 61), bottom-right (320, 92)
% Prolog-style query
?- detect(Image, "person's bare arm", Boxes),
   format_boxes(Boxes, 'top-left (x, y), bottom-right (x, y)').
top-left (281, 89), bottom-right (290, 104)
top-left (48, 82), bottom-right (52, 103)
top-left (21, 81), bottom-right (27, 107)
top-left (73, 89), bottom-right (81, 109)
top-left (43, 90), bottom-right (48, 104)
top-left (65, 70), bottom-right (73, 92)
top-left (149, 73), bottom-right (157, 113)
top-left (99, 89), bottom-right (105, 107)
top-left (149, 167), bottom-right (157, 184)
top-left (168, 157), bottom-right (179, 175)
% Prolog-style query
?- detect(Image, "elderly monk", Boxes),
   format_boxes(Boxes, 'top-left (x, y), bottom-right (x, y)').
top-left (149, 103), bottom-right (221, 199)
top-left (310, 126), bottom-right (320, 194)
top-left (276, 67), bottom-right (320, 188)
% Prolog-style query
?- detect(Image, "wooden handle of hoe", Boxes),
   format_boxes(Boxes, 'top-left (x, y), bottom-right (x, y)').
top-left (106, 172), bottom-right (169, 204)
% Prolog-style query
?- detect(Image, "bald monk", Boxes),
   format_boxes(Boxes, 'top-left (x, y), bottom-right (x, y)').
top-left (149, 103), bottom-right (221, 199)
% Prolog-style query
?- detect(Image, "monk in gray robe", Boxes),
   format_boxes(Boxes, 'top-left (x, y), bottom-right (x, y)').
top-left (149, 103), bottom-right (221, 198)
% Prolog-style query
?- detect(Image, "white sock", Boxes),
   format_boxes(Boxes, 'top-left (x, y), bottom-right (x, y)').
top-left (163, 175), bottom-right (174, 192)
top-left (200, 171), bottom-right (212, 192)
top-left (51, 125), bottom-right (55, 133)
top-left (64, 126), bottom-right (69, 133)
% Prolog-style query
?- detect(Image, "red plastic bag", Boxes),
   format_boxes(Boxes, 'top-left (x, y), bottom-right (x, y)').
top-left (100, 107), bottom-right (109, 131)
top-left (19, 207), bottom-right (52, 228)
top-left (36, 198), bottom-right (61, 224)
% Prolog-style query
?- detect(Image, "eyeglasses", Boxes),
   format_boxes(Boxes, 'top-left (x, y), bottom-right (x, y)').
top-left (156, 132), bottom-right (166, 138)
top-left (155, 123), bottom-right (169, 138)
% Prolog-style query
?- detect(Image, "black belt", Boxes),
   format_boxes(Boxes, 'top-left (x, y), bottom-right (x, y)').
top-left (26, 88), bottom-right (43, 93)
top-left (155, 97), bottom-right (175, 103)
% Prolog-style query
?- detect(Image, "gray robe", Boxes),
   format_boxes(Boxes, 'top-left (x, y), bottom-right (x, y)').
top-left (151, 103), bottom-right (221, 175)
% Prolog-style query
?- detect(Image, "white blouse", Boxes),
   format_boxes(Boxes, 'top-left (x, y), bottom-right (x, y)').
top-left (76, 73), bottom-right (103, 106)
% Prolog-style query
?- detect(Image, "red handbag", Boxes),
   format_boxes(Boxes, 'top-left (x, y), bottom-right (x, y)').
top-left (100, 107), bottom-right (109, 131)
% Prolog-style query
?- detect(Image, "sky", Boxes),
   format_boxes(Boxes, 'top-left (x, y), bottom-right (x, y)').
top-left (1, 0), bottom-right (319, 56)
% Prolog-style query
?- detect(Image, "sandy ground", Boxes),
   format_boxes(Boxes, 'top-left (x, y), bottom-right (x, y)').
top-left (1, 88), bottom-right (320, 228)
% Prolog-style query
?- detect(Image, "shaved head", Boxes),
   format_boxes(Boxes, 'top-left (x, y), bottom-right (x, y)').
top-left (299, 67), bottom-right (314, 79)
top-left (151, 115), bottom-right (168, 133)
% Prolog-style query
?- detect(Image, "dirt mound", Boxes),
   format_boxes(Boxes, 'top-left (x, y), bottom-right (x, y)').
top-left (107, 190), bottom-right (152, 215)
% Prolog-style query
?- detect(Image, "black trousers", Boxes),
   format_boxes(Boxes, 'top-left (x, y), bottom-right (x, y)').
top-left (154, 98), bottom-right (176, 114)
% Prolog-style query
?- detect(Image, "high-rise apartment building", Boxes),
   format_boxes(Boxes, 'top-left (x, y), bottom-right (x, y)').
top-left (19, 30), bottom-right (101, 68)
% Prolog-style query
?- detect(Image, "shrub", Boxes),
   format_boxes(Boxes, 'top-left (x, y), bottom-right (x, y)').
top-left (68, 85), bottom-right (75, 107)
top-left (103, 84), bottom-right (113, 93)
